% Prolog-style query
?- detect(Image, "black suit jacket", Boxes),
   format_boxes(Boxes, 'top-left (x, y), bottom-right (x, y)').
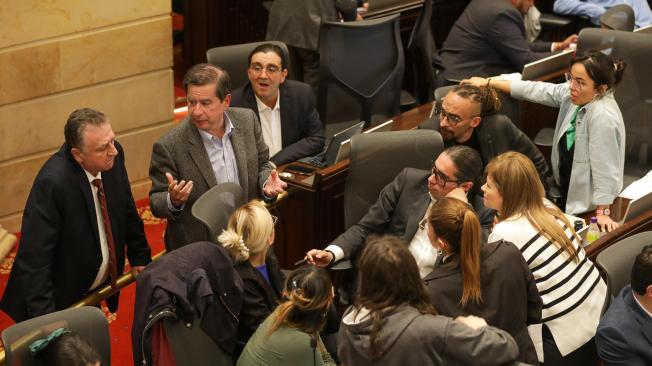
top-left (233, 252), bottom-right (285, 356)
top-left (0, 143), bottom-right (152, 322)
top-left (596, 285), bottom-right (652, 366)
top-left (231, 80), bottom-right (325, 165)
top-left (424, 240), bottom-right (542, 365)
top-left (436, 0), bottom-right (552, 83)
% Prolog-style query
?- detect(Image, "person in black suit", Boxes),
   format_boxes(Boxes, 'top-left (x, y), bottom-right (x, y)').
top-left (596, 244), bottom-right (652, 366)
top-left (434, 84), bottom-right (551, 190)
top-left (0, 108), bottom-right (152, 322)
top-left (231, 43), bottom-right (325, 166)
top-left (436, 0), bottom-right (577, 86)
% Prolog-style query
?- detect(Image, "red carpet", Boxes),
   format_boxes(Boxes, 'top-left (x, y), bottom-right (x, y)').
top-left (0, 198), bottom-right (167, 365)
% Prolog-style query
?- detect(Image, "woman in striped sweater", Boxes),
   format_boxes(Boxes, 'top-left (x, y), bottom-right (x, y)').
top-left (483, 151), bottom-right (607, 366)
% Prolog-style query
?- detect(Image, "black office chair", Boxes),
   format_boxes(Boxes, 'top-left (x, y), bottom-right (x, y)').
top-left (317, 14), bottom-right (404, 137)
top-left (2, 307), bottom-right (110, 366)
top-left (133, 242), bottom-right (242, 366)
top-left (595, 231), bottom-right (652, 313)
top-left (600, 4), bottom-right (635, 32)
top-left (576, 28), bottom-right (652, 187)
top-left (404, 0), bottom-right (438, 105)
top-left (206, 41), bottom-right (292, 90)
top-left (191, 182), bottom-right (246, 243)
top-left (344, 129), bottom-right (444, 232)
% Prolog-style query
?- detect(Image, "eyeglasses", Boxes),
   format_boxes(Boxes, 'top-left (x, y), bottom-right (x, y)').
top-left (431, 166), bottom-right (460, 185)
top-left (435, 105), bottom-right (477, 126)
top-left (418, 217), bottom-right (428, 231)
top-left (271, 215), bottom-right (279, 226)
top-left (250, 64), bottom-right (282, 75)
top-left (565, 72), bottom-right (587, 90)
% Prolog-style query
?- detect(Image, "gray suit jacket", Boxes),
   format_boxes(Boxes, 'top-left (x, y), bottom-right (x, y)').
top-left (436, 0), bottom-right (552, 83)
top-left (149, 108), bottom-right (274, 250)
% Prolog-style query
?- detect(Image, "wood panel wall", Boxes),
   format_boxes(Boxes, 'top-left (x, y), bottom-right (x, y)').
top-left (0, 0), bottom-right (174, 233)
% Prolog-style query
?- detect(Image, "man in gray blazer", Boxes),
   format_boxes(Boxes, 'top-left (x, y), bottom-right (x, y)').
top-left (149, 64), bottom-right (287, 251)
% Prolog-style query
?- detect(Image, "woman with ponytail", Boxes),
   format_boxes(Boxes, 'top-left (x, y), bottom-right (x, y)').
top-left (338, 234), bottom-right (520, 366)
top-left (464, 50), bottom-right (626, 232)
top-left (237, 266), bottom-right (336, 366)
top-left (484, 151), bottom-right (607, 366)
top-left (423, 197), bottom-right (542, 365)
top-left (218, 200), bottom-right (284, 356)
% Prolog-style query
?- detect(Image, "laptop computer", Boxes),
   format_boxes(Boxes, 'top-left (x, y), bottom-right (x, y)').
top-left (621, 190), bottom-right (652, 224)
top-left (521, 49), bottom-right (575, 81)
top-left (300, 122), bottom-right (365, 168)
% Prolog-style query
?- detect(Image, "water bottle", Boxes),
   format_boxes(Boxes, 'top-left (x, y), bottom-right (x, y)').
top-left (585, 217), bottom-right (600, 244)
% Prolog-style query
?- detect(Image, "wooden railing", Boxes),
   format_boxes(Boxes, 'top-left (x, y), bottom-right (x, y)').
top-left (0, 191), bottom-right (288, 364)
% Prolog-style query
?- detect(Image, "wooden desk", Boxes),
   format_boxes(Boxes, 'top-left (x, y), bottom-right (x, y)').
top-left (583, 198), bottom-right (652, 260)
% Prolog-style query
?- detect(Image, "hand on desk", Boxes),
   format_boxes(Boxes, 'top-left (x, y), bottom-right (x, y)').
top-left (597, 213), bottom-right (619, 233)
top-left (263, 170), bottom-right (288, 197)
top-left (305, 249), bottom-right (334, 268)
top-left (166, 172), bottom-right (193, 208)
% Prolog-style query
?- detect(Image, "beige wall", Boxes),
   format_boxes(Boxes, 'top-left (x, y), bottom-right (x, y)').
top-left (0, 1), bottom-right (174, 233)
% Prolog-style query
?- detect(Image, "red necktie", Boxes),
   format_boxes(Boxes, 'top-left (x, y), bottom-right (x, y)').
top-left (92, 179), bottom-right (118, 291)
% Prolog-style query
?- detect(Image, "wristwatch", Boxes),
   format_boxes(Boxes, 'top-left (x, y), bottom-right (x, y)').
top-left (596, 208), bottom-right (611, 216)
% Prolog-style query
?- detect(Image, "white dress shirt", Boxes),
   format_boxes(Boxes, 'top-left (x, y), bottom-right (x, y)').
top-left (84, 169), bottom-right (109, 291)
top-left (255, 94), bottom-right (283, 157)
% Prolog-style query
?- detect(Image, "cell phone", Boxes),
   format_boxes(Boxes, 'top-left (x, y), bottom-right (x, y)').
top-left (285, 164), bottom-right (316, 176)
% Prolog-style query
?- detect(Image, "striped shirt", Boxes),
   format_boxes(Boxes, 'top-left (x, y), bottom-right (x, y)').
top-left (489, 214), bottom-right (607, 360)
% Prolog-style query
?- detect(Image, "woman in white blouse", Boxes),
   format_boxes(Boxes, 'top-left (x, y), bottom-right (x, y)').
top-left (483, 151), bottom-right (607, 366)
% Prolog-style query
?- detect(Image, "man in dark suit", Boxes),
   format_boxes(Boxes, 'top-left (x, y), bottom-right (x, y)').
top-left (436, 0), bottom-right (577, 86)
top-left (231, 43), bottom-right (325, 166)
top-left (306, 146), bottom-right (493, 278)
top-left (0, 108), bottom-right (152, 322)
top-left (596, 244), bottom-right (652, 366)
top-left (149, 64), bottom-right (287, 251)
top-left (435, 84), bottom-right (551, 189)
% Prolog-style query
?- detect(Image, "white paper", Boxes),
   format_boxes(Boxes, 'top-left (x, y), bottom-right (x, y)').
top-left (619, 170), bottom-right (652, 200)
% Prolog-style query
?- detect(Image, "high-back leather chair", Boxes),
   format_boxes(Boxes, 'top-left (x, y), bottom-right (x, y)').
top-left (577, 28), bottom-right (652, 187)
top-left (206, 41), bottom-right (292, 91)
top-left (191, 182), bottom-right (246, 243)
top-left (344, 129), bottom-right (444, 229)
top-left (317, 14), bottom-right (404, 136)
top-left (404, 0), bottom-right (437, 104)
top-left (600, 4), bottom-right (635, 31)
top-left (595, 231), bottom-right (652, 312)
top-left (2, 307), bottom-right (110, 366)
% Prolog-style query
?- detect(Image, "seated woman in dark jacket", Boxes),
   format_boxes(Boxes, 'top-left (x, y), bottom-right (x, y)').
top-left (218, 200), bottom-right (285, 356)
top-left (237, 266), bottom-right (336, 366)
top-left (337, 234), bottom-right (520, 366)
top-left (423, 197), bottom-right (542, 365)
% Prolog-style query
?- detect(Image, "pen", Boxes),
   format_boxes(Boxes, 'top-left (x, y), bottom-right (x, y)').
top-left (294, 258), bottom-right (308, 267)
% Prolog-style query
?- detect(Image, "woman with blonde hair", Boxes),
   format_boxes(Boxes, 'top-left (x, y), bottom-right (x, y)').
top-left (237, 266), bottom-right (336, 366)
top-left (218, 200), bottom-right (284, 356)
top-left (423, 197), bottom-right (541, 365)
top-left (483, 151), bottom-right (607, 365)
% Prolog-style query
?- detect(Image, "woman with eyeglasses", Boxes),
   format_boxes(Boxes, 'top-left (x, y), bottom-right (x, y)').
top-left (423, 197), bottom-right (542, 365)
top-left (483, 152), bottom-right (607, 366)
top-left (218, 199), bottom-right (285, 356)
top-left (463, 50), bottom-right (626, 232)
top-left (237, 266), bottom-right (336, 366)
